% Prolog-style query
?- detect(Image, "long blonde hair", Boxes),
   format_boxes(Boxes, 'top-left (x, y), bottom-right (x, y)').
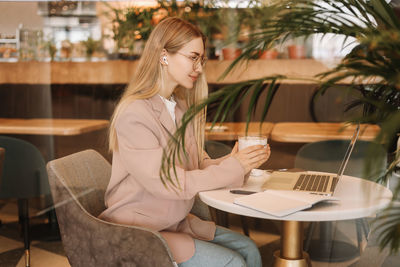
top-left (109, 17), bottom-right (208, 161)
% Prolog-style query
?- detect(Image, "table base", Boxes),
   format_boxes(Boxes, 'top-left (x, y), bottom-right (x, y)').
top-left (273, 221), bottom-right (312, 267)
top-left (273, 251), bottom-right (311, 267)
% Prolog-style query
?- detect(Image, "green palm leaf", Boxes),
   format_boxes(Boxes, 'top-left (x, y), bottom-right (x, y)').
top-left (162, 0), bottom-right (400, 251)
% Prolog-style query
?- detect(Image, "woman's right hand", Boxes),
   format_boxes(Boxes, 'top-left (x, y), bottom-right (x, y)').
top-left (230, 142), bottom-right (271, 174)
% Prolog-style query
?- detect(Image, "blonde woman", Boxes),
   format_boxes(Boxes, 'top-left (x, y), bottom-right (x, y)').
top-left (100, 17), bottom-right (270, 267)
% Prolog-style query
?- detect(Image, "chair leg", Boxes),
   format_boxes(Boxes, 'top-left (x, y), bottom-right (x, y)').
top-left (18, 199), bottom-right (30, 267)
top-left (361, 218), bottom-right (370, 241)
top-left (240, 216), bottom-right (250, 237)
top-left (254, 218), bottom-right (262, 230)
top-left (215, 210), bottom-right (229, 228)
top-left (355, 218), bottom-right (370, 252)
top-left (304, 222), bottom-right (316, 252)
top-left (355, 219), bottom-right (365, 254)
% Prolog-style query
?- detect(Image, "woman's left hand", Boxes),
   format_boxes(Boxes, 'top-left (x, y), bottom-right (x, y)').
top-left (230, 142), bottom-right (271, 174)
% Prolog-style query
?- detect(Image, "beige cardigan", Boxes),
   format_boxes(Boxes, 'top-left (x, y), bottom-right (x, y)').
top-left (99, 95), bottom-right (244, 263)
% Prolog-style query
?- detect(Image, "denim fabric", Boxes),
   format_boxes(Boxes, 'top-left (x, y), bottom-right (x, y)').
top-left (178, 226), bottom-right (262, 267)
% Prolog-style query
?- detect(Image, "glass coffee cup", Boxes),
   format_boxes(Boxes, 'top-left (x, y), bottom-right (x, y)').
top-left (238, 135), bottom-right (268, 150)
top-left (238, 135), bottom-right (268, 176)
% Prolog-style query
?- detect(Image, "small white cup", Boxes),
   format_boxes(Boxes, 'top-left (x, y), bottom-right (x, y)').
top-left (238, 135), bottom-right (268, 177)
top-left (238, 135), bottom-right (268, 151)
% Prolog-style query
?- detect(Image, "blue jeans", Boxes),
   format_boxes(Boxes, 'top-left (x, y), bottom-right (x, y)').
top-left (178, 226), bottom-right (262, 267)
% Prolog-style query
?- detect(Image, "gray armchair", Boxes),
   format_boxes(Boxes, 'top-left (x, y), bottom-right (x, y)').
top-left (46, 149), bottom-right (177, 267)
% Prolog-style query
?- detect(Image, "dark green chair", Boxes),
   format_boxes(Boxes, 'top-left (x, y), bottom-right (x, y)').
top-left (205, 140), bottom-right (233, 159)
top-left (0, 147), bottom-right (4, 227)
top-left (0, 147), bottom-right (4, 185)
top-left (295, 139), bottom-right (387, 262)
top-left (0, 136), bottom-right (51, 267)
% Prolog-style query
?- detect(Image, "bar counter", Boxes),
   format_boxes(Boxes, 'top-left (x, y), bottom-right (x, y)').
top-left (0, 59), bottom-right (341, 85)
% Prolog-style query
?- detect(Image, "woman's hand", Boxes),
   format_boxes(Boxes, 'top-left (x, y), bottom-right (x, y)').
top-left (230, 142), bottom-right (271, 174)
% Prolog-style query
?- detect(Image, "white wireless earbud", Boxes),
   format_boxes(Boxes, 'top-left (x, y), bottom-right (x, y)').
top-left (162, 56), bottom-right (168, 65)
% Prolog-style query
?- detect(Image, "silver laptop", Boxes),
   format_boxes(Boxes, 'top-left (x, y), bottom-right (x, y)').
top-left (262, 124), bottom-right (360, 196)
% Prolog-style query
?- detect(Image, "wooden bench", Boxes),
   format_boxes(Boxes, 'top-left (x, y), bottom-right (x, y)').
top-left (270, 122), bottom-right (380, 143)
top-left (0, 118), bottom-right (109, 136)
top-left (205, 122), bottom-right (274, 141)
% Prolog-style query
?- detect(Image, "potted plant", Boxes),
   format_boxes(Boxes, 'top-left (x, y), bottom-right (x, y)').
top-left (241, 3), bottom-right (280, 59)
top-left (258, 48), bottom-right (278, 59)
top-left (81, 37), bottom-right (101, 61)
top-left (163, 0), bottom-right (400, 254)
top-left (217, 5), bottom-right (243, 60)
top-left (287, 37), bottom-right (306, 59)
top-left (158, 0), bottom-right (221, 58)
top-left (105, 0), bottom-right (220, 59)
top-left (43, 40), bottom-right (57, 62)
top-left (105, 3), bottom-right (158, 59)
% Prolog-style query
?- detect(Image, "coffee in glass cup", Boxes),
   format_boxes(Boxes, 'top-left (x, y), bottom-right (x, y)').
top-left (238, 135), bottom-right (268, 176)
top-left (238, 135), bottom-right (268, 150)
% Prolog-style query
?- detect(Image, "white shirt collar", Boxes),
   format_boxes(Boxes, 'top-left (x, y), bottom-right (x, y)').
top-left (158, 94), bottom-right (177, 123)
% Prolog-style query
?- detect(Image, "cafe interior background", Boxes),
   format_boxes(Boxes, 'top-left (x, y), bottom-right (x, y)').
top-left (0, 0), bottom-right (399, 266)
top-left (0, 0), bottom-right (359, 168)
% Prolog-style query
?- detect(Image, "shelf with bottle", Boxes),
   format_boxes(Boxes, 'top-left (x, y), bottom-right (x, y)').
top-left (0, 29), bottom-right (20, 62)
top-left (37, 2), bottom-right (97, 17)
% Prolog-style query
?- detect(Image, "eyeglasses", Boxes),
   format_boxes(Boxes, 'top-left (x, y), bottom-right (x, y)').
top-left (176, 51), bottom-right (207, 70)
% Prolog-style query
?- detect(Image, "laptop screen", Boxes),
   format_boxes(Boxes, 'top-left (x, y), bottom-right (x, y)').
top-left (336, 124), bottom-right (361, 178)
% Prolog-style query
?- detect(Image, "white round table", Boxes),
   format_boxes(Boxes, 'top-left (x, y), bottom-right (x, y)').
top-left (199, 173), bottom-right (392, 267)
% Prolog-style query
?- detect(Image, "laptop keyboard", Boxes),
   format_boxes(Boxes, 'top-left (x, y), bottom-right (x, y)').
top-left (293, 174), bottom-right (334, 193)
